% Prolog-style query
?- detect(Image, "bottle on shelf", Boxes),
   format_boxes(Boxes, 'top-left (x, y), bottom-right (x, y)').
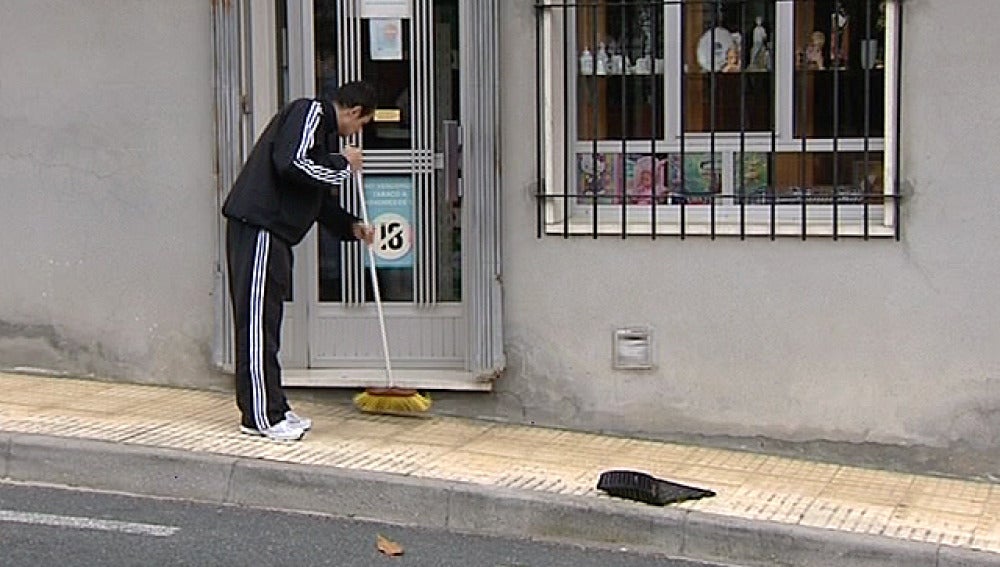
top-left (579, 46), bottom-right (594, 75)
top-left (595, 42), bottom-right (608, 76)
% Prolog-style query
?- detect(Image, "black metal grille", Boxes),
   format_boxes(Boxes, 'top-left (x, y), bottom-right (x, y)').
top-left (534, 0), bottom-right (902, 240)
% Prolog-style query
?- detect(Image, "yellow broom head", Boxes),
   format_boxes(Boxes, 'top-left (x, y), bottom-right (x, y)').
top-left (353, 388), bottom-right (432, 416)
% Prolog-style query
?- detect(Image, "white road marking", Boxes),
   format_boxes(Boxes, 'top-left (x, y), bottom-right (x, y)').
top-left (0, 510), bottom-right (180, 537)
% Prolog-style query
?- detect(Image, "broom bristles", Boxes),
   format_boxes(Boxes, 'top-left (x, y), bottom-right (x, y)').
top-left (353, 388), bottom-right (432, 415)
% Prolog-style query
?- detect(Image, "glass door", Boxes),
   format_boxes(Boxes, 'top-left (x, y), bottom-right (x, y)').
top-left (307, 0), bottom-right (467, 371)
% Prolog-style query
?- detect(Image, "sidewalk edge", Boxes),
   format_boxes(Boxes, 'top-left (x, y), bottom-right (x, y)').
top-left (3, 433), bottom-right (998, 567)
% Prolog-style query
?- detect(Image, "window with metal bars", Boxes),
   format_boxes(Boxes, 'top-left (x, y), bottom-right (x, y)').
top-left (534, 0), bottom-right (901, 239)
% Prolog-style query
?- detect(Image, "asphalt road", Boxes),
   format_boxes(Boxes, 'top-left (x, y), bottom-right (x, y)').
top-left (0, 481), bottom-right (734, 567)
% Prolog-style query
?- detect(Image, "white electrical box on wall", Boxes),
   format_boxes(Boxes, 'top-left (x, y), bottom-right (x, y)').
top-left (613, 327), bottom-right (653, 370)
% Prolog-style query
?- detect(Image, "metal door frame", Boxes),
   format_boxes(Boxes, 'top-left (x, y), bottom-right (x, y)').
top-left (278, 0), bottom-right (504, 388)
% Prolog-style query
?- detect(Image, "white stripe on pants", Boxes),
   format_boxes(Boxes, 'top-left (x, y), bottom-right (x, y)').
top-left (250, 229), bottom-right (271, 430)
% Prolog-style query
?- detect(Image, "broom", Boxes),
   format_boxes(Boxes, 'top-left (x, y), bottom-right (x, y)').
top-left (351, 171), bottom-right (432, 416)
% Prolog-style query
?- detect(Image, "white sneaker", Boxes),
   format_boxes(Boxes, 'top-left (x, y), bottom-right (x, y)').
top-left (239, 419), bottom-right (306, 441)
top-left (285, 411), bottom-right (312, 431)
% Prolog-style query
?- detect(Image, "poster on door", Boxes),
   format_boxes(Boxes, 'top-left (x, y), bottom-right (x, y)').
top-left (369, 19), bottom-right (403, 61)
top-left (364, 176), bottom-right (414, 269)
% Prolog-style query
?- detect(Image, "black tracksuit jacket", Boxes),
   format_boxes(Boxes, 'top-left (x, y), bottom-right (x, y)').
top-left (222, 98), bottom-right (360, 245)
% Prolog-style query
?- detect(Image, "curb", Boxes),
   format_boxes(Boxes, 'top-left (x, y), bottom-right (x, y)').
top-left (1, 432), bottom-right (997, 567)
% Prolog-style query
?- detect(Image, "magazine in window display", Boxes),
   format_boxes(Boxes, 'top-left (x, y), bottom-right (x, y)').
top-left (675, 153), bottom-right (723, 205)
top-left (576, 153), bottom-right (724, 207)
top-left (624, 154), bottom-right (671, 205)
top-left (735, 153), bottom-right (770, 203)
top-left (577, 152), bottom-right (622, 205)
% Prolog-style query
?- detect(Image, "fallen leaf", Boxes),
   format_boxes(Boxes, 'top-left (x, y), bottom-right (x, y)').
top-left (377, 534), bottom-right (404, 556)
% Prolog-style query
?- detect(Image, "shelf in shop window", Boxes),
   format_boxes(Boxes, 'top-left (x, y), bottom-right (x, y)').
top-left (794, 67), bottom-right (886, 74)
top-left (684, 70), bottom-right (774, 76)
top-left (578, 72), bottom-right (664, 78)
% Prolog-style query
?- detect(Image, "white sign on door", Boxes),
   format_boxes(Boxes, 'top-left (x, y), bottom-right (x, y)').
top-left (373, 212), bottom-right (413, 263)
top-left (361, 0), bottom-right (411, 19)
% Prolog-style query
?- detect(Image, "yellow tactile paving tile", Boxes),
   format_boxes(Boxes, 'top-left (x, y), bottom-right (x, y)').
top-left (321, 439), bottom-right (457, 474)
top-left (460, 436), bottom-right (564, 460)
top-left (493, 464), bottom-right (595, 492)
top-left (412, 450), bottom-right (599, 496)
top-left (317, 413), bottom-right (427, 440)
top-left (1, 411), bottom-right (160, 443)
top-left (972, 515), bottom-right (1000, 552)
top-left (50, 394), bottom-right (172, 415)
top-left (834, 466), bottom-right (917, 485)
top-left (755, 455), bottom-right (841, 482)
top-left (0, 373), bottom-right (49, 391)
top-left (911, 475), bottom-right (993, 497)
top-left (120, 398), bottom-right (227, 421)
top-left (389, 418), bottom-right (493, 447)
top-left (0, 404), bottom-right (46, 419)
top-left (611, 440), bottom-right (700, 468)
top-left (660, 464), bottom-right (755, 490)
top-left (4, 372), bottom-right (1000, 557)
top-left (679, 446), bottom-right (771, 472)
top-left (905, 493), bottom-right (988, 517)
top-left (739, 475), bottom-right (830, 497)
top-left (799, 498), bottom-right (896, 535)
top-left (884, 506), bottom-right (980, 546)
top-left (724, 497), bottom-right (814, 520)
top-left (410, 450), bottom-right (524, 485)
top-left (821, 479), bottom-right (914, 507)
top-left (18, 383), bottom-right (114, 409)
top-left (981, 500), bottom-right (1000, 518)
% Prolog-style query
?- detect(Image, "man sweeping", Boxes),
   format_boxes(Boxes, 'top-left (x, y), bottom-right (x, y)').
top-left (222, 81), bottom-right (377, 441)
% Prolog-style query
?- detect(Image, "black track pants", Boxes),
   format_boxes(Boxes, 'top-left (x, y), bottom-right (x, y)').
top-left (226, 219), bottom-right (292, 430)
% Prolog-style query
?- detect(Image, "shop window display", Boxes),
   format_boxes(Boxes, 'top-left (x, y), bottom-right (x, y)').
top-left (541, 0), bottom-right (897, 237)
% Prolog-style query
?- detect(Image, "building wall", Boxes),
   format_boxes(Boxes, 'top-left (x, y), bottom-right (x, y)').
top-left (0, 1), bottom-right (224, 387)
top-left (493, 0), bottom-right (1000, 449)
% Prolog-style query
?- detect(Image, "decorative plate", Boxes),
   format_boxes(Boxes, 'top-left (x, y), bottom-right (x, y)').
top-left (696, 27), bottom-right (734, 72)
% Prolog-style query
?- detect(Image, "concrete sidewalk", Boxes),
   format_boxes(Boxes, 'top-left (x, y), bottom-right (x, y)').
top-left (0, 372), bottom-right (998, 566)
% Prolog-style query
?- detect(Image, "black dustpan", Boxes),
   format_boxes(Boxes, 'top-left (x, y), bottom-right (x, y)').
top-left (597, 469), bottom-right (715, 506)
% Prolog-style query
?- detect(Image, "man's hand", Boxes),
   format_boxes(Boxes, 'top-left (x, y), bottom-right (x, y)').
top-left (343, 145), bottom-right (363, 171)
top-left (353, 222), bottom-right (376, 245)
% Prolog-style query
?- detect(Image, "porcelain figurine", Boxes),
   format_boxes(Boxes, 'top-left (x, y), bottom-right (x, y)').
top-left (748, 16), bottom-right (771, 71)
top-left (806, 31), bottom-right (826, 70)
top-left (830, 2), bottom-right (850, 69)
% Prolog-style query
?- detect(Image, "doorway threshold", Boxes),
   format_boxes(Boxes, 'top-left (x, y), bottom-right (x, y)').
top-left (283, 368), bottom-right (494, 391)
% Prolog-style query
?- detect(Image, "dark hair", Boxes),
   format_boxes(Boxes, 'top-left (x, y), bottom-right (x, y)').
top-left (333, 81), bottom-right (378, 116)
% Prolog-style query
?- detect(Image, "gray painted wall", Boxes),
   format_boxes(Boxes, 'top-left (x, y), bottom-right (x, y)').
top-left (0, 1), bottom-right (224, 388)
top-left (490, 0), bottom-right (1000, 450)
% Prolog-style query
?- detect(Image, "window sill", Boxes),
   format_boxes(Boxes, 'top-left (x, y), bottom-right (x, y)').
top-left (543, 219), bottom-right (895, 238)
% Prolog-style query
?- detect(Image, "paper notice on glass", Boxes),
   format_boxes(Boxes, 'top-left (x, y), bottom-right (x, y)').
top-left (361, 0), bottom-right (411, 19)
top-left (369, 19), bottom-right (403, 61)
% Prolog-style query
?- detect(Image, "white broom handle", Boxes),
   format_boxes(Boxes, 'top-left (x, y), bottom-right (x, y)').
top-left (355, 171), bottom-right (394, 386)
